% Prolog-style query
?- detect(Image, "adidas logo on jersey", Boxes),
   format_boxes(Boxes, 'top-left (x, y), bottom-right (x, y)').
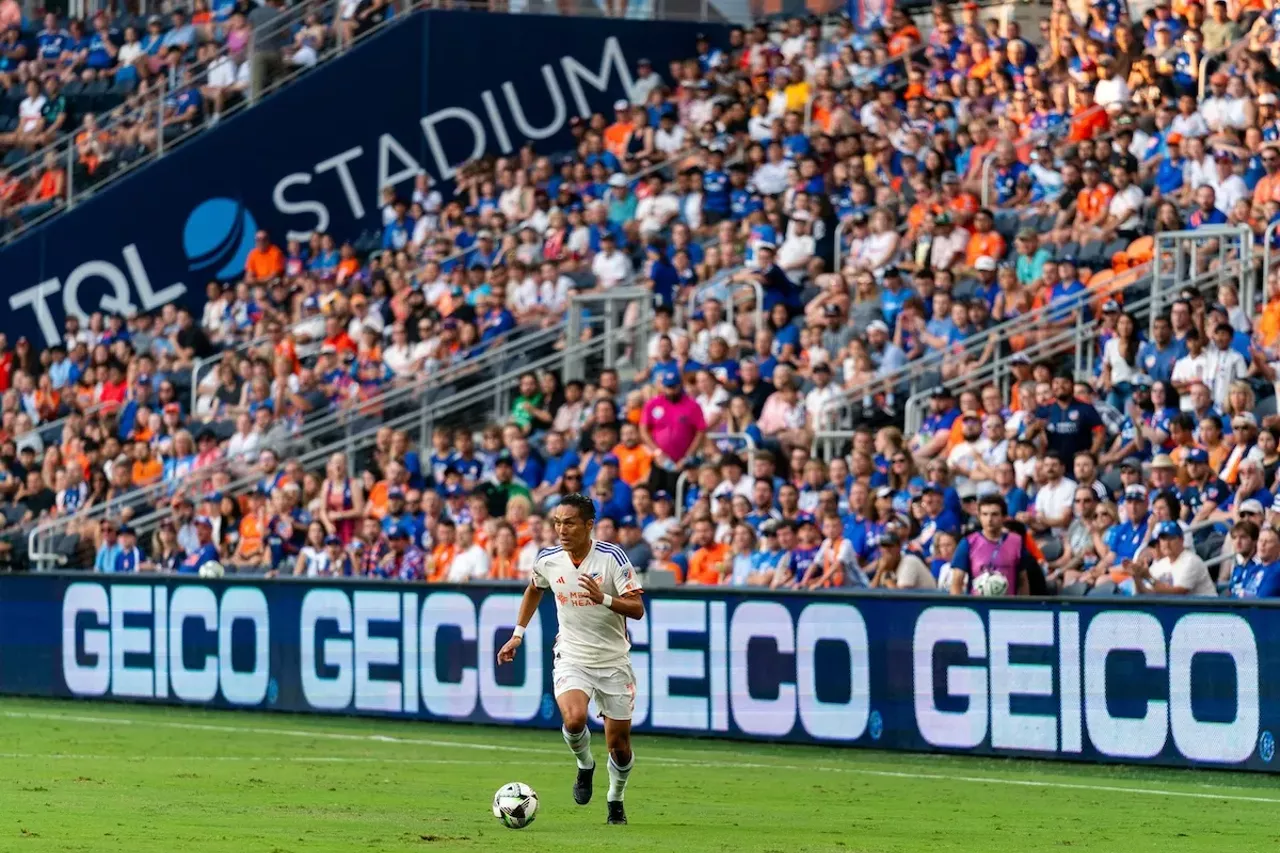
top-left (556, 576), bottom-right (565, 585)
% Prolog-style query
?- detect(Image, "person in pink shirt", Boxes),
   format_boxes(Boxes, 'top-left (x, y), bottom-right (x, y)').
top-left (640, 371), bottom-right (706, 496)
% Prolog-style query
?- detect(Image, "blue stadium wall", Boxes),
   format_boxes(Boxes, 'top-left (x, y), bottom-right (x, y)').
top-left (0, 11), bottom-right (722, 347)
top-left (3, 573), bottom-right (1277, 773)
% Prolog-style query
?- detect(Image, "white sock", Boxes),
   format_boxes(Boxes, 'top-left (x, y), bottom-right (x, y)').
top-left (562, 726), bottom-right (595, 770)
top-left (607, 752), bottom-right (633, 802)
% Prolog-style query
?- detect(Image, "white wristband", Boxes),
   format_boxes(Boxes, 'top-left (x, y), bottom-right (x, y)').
top-left (601, 594), bottom-right (613, 609)
top-left (512, 625), bottom-right (525, 640)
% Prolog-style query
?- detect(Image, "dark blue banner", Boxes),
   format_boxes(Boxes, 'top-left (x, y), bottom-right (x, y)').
top-left (0, 11), bottom-right (718, 348)
top-left (1, 574), bottom-right (1277, 772)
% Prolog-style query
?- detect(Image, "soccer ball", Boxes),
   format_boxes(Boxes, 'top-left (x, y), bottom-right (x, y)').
top-left (198, 561), bottom-right (225, 579)
top-left (972, 571), bottom-right (1009, 596)
top-left (492, 782), bottom-right (539, 829)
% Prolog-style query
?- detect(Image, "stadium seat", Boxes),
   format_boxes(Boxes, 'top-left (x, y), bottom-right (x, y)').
top-left (1126, 236), bottom-right (1154, 264)
top-left (644, 569), bottom-right (679, 588)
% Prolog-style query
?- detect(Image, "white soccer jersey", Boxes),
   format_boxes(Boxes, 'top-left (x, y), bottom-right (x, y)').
top-left (533, 540), bottom-right (642, 668)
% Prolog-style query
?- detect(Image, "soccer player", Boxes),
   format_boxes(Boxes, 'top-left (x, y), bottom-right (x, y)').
top-left (497, 493), bottom-right (644, 825)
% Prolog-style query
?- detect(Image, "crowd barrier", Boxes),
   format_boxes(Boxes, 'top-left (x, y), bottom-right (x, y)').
top-left (1, 574), bottom-right (1275, 773)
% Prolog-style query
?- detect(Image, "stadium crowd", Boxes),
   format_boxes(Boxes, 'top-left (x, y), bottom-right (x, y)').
top-left (2, 1), bottom-right (1279, 599)
top-left (0, 0), bottom-right (386, 229)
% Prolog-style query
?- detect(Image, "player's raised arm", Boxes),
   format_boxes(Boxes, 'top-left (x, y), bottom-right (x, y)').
top-left (497, 578), bottom-right (544, 664)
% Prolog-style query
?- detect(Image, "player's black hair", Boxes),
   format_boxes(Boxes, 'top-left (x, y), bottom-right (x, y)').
top-left (977, 494), bottom-right (1008, 515)
top-left (560, 492), bottom-right (596, 524)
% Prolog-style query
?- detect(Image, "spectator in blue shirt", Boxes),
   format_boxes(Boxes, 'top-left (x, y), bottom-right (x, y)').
top-left (1189, 185), bottom-right (1229, 228)
top-left (94, 521), bottom-right (124, 573)
top-left (1137, 314), bottom-right (1185, 383)
top-left (162, 9), bottom-right (196, 51)
top-left (382, 200), bottom-right (413, 251)
top-left (114, 526), bottom-right (144, 573)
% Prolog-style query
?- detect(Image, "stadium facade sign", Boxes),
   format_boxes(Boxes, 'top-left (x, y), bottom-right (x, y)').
top-left (2, 575), bottom-right (1275, 772)
top-left (0, 10), bottom-right (720, 346)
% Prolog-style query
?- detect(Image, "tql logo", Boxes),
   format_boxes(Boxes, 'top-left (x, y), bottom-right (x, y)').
top-left (184, 198), bottom-right (258, 280)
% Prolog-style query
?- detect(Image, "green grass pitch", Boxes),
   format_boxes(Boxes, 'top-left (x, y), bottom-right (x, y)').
top-left (3, 697), bottom-right (1279, 852)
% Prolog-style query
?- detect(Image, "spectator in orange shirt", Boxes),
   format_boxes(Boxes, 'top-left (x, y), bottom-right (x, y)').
top-left (962, 209), bottom-right (1006, 272)
top-left (229, 491), bottom-right (271, 573)
top-left (244, 230), bottom-right (285, 283)
top-left (602, 99), bottom-right (635, 161)
top-left (686, 518), bottom-right (729, 585)
top-left (427, 518), bottom-right (459, 582)
top-left (940, 171), bottom-right (978, 226)
top-left (612, 422), bottom-right (654, 487)
top-left (1068, 84), bottom-right (1109, 143)
top-left (1253, 144), bottom-right (1280, 207)
top-left (886, 9), bottom-right (920, 56)
top-left (130, 441), bottom-right (163, 487)
top-left (1071, 160), bottom-right (1116, 243)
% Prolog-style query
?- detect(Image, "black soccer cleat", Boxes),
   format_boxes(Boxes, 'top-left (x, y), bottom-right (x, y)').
top-left (573, 764), bottom-right (594, 805)
top-left (606, 800), bottom-right (628, 825)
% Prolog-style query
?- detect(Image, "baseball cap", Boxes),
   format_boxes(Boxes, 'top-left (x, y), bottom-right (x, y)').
top-left (619, 514), bottom-right (638, 528)
top-left (1185, 448), bottom-right (1209, 464)
top-left (608, 173), bottom-right (627, 188)
top-left (613, 98), bottom-right (629, 110)
top-left (1150, 454), bottom-right (1175, 470)
top-left (1010, 352), bottom-right (1031, 365)
top-left (1240, 498), bottom-right (1266, 515)
top-left (194, 515), bottom-right (213, 527)
top-left (1120, 456), bottom-right (1142, 471)
top-left (934, 211), bottom-right (953, 226)
top-left (878, 530), bottom-right (901, 547)
top-left (1124, 484), bottom-right (1148, 500)
top-left (941, 171), bottom-right (960, 184)
top-left (654, 490), bottom-right (672, 502)
top-left (1261, 94), bottom-right (1279, 106)
top-left (1131, 374), bottom-right (1153, 390)
top-left (389, 525), bottom-right (411, 539)
top-left (930, 385), bottom-right (953, 398)
top-left (388, 488), bottom-right (405, 499)
top-left (661, 370), bottom-right (682, 389)
top-left (867, 320), bottom-right (890, 334)
top-left (1101, 299), bottom-right (1120, 314)
top-left (324, 534), bottom-right (342, 546)
top-left (496, 450), bottom-right (514, 466)
top-left (975, 256), bottom-right (997, 272)
top-left (1155, 520), bottom-right (1182, 539)
top-left (761, 519), bottom-right (781, 536)
top-left (1167, 132), bottom-right (1183, 145)
top-left (602, 454), bottom-right (620, 467)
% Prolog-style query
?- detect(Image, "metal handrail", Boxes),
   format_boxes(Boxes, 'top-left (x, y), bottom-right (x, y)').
top-left (29, 290), bottom-right (657, 567)
top-left (819, 259), bottom-right (1158, 430)
top-left (186, 142), bottom-right (702, 405)
top-left (898, 255), bottom-right (1254, 435)
top-left (28, 320), bottom-right (568, 556)
top-left (39, 316), bottom-right (647, 562)
top-left (674, 431), bottom-right (757, 520)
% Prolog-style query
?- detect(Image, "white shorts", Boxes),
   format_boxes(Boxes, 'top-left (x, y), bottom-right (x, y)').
top-left (553, 658), bottom-right (636, 721)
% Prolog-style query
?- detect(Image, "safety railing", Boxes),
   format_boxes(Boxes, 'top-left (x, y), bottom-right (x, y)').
top-left (1149, 226), bottom-right (1254, 337)
top-left (897, 255), bottom-right (1256, 436)
top-left (684, 278), bottom-right (764, 347)
top-left (818, 259), bottom-right (1158, 430)
top-left (34, 312), bottom-right (653, 564)
top-left (186, 146), bottom-right (698, 404)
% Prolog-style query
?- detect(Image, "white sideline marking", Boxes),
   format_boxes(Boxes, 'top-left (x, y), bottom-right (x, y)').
top-left (0, 753), bottom-right (477, 766)
top-left (4, 709), bottom-right (1280, 805)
